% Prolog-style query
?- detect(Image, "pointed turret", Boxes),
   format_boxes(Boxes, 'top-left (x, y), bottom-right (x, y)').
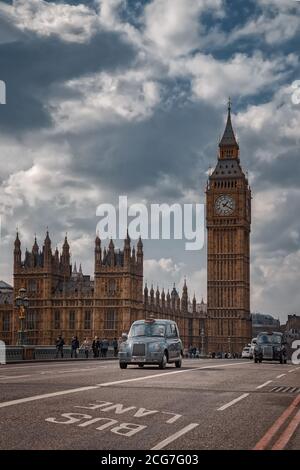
top-left (79, 263), bottom-right (83, 277)
top-left (61, 234), bottom-right (70, 277)
top-left (161, 288), bottom-right (165, 310)
top-left (124, 229), bottom-right (131, 265)
top-left (144, 283), bottom-right (148, 305)
top-left (219, 98), bottom-right (239, 160)
top-left (166, 289), bottom-right (171, 310)
top-left (32, 236), bottom-right (39, 255)
top-left (181, 278), bottom-right (188, 312)
top-left (156, 286), bottom-right (160, 308)
top-left (108, 238), bottom-right (115, 266)
top-left (137, 236), bottom-right (143, 265)
top-left (193, 293), bottom-right (197, 314)
top-left (95, 234), bottom-right (101, 271)
top-left (150, 284), bottom-right (154, 305)
top-left (14, 231), bottom-right (21, 271)
top-left (43, 230), bottom-right (52, 270)
top-left (131, 245), bottom-right (136, 263)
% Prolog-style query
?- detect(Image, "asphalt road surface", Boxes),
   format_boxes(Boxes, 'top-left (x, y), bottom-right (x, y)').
top-left (0, 359), bottom-right (299, 450)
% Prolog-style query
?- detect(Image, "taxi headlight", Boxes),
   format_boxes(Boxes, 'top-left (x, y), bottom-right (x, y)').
top-left (149, 343), bottom-right (162, 352)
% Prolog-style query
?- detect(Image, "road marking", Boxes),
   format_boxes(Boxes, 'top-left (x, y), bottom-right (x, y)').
top-left (217, 393), bottom-right (249, 411)
top-left (0, 362), bottom-right (249, 410)
top-left (256, 380), bottom-right (273, 389)
top-left (0, 361), bottom-right (117, 373)
top-left (254, 394), bottom-right (300, 450)
top-left (276, 374), bottom-right (286, 379)
top-left (288, 368), bottom-right (298, 373)
top-left (97, 362), bottom-right (251, 388)
top-left (272, 409), bottom-right (300, 450)
top-left (0, 385), bottom-right (99, 409)
top-left (0, 375), bottom-right (30, 380)
top-left (151, 423), bottom-right (199, 450)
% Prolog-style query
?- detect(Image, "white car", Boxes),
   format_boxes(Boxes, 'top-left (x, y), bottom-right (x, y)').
top-left (241, 347), bottom-right (251, 359)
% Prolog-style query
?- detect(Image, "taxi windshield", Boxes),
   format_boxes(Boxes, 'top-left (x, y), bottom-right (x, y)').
top-left (129, 322), bottom-right (166, 338)
top-left (258, 334), bottom-right (282, 344)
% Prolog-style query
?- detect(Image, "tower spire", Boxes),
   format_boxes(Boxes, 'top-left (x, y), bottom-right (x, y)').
top-left (219, 99), bottom-right (239, 156)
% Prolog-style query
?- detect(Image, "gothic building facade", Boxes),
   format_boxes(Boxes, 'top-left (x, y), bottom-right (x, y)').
top-left (9, 231), bottom-right (203, 348)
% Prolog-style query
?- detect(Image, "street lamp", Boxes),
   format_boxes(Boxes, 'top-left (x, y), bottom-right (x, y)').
top-left (200, 327), bottom-right (205, 358)
top-left (15, 287), bottom-right (29, 346)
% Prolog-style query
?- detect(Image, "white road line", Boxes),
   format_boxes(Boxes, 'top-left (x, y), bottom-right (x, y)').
top-left (0, 362), bottom-right (250, 410)
top-left (151, 423), bottom-right (199, 450)
top-left (217, 393), bottom-right (249, 411)
top-left (0, 375), bottom-right (30, 380)
top-left (98, 361), bottom-right (251, 387)
top-left (288, 368), bottom-right (298, 373)
top-left (0, 361), bottom-right (117, 372)
top-left (276, 374), bottom-right (286, 379)
top-left (0, 385), bottom-right (99, 409)
top-left (256, 380), bottom-right (273, 389)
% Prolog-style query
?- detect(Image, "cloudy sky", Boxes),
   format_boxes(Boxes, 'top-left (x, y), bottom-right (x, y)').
top-left (0, 0), bottom-right (299, 321)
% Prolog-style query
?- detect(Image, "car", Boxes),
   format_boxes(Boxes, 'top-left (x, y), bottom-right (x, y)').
top-left (118, 318), bottom-right (183, 369)
top-left (241, 347), bottom-right (251, 359)
top-left (254, 332), bottom-right (287, 364)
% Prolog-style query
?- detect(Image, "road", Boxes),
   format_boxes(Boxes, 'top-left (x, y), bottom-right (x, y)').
top-left (0, 359), bottom-right (299, 450)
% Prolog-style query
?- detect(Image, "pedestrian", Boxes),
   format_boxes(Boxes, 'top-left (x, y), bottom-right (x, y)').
top-left (188, 344), bottom-right (193, 359)
top-left (71, 335), bottom-right (79, 358)
top-left (112, 337), bottom-right (118, 357)
top-left (192, 346), bottom-right (197, 359)
top-left (55, 335), bottom-right (65, 359)
top-left (102, 337), bottom-right (109, 358)
top-left (92, 336), bottom-right (100, 358)
top-left (81, 337), bottom-right (91, 359)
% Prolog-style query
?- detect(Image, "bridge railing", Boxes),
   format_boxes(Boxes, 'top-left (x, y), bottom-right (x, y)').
top-left (3, 346), bottom-right (116, 362)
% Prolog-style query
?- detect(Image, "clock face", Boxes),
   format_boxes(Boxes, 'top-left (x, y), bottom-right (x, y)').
top-left (215, 195), bottom-right (235, 216)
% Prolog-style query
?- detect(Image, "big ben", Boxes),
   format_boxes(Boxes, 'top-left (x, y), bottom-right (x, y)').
top-left (206, 100), bottom-right (252, 354)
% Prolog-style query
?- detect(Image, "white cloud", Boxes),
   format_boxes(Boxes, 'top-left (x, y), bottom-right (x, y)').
top-left (3, 0), bottom-right (100, 43)
top-left (229, 11), bottom-right (300, 45)
top-left (169, 52), bottom-right (297, 103)
top-left (50, 70), bottom-right (161, 131)
top-left (143, 0), bottom-right (223, 57)
top-left (236, 84), bottom-right (300, 143)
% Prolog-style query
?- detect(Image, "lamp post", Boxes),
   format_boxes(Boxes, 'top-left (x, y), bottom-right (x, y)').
top-left (15, 287), bottom-right (29, 346)
top-left (200, 327), bottom-right (205, 358)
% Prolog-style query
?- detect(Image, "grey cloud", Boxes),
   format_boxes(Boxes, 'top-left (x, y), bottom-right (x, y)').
top-left (0, 31), bottom-right (136, 132)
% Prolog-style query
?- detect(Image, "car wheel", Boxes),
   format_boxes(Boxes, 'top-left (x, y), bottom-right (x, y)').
top-left (120, 362), bottom-right (127, 369)
top-left (138, 364), bottom-right (144, 368)
top-left (159, 352), bottom-right (167, 369)
top-left (175, 358), bottom-right (182, 368)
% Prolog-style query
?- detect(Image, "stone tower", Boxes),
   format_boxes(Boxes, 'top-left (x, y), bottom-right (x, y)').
top-left (206, 101), bottom-right (252, 354)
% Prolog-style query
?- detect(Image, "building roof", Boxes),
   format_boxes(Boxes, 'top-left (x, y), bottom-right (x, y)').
top-left (0, 280), bottom-right (13, 291)
top-left (219, 100), bottom-right (239, 148)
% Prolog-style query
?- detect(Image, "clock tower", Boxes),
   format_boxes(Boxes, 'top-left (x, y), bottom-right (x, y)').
top-left (206, 101), bottom-right (252, 354)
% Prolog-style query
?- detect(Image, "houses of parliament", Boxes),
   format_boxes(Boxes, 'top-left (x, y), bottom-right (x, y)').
top-left (0, 104), bottom-right (252, 353)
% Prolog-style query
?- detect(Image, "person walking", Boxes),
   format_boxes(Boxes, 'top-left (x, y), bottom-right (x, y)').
top-left (81, 337), bottom-right (91, 359)
top-left (71, 335), bottom-right (79, 358)
top-left (102, 337), bottom-right (109, 358)
top-left (55, 335), bottom-right (65, 359)
top-left (112, 337), bottom-right (118, 357)
top-left (92, 336), bottom-right (100, 358)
